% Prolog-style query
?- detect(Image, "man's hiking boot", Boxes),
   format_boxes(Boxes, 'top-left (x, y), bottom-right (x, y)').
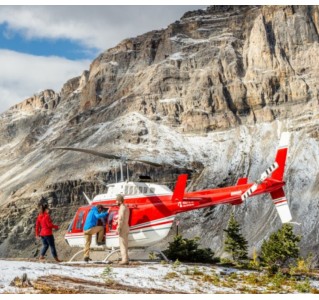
top-left (84, 257), bottom-right (92, 263)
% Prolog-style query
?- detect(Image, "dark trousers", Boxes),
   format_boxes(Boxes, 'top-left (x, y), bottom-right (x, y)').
top-left (40, 235), bottom-right (58, 258)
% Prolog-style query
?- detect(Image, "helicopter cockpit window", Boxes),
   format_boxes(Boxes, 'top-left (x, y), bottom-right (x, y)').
top-left (75, 211), bottom-right (84, 230)
top-left (143, 187), bottom-right (148, 194)
top-left (134, 187), bottom-right (138, 194)
top-left (67, 217), bottom-right (75, 232)
top-left (138, 186), bottom-right (143, 194)
top-left (125, 186), bottom-right (129, 195)
top-left (150, 187), bottom-right (155, 194)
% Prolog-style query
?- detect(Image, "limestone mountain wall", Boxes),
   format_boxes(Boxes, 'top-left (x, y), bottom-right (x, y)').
top-left (0, 5), bottom-right (319, 260)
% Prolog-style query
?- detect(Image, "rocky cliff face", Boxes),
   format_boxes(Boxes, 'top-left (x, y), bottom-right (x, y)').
top-left (0, 5), bottom-right (319, 260)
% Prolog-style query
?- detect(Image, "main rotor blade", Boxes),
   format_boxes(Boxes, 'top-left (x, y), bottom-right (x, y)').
top-left (54, 147), bottom-right (121, 160)
top-left (127, 158), bottom-right (162, 167)
top-left (54, 147), bottom-right (162, 167)
top-left (241, 162), bottom-right (279, 201)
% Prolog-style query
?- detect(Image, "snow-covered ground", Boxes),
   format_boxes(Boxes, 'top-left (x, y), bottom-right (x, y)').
top-left (1, 259), bottom-right (319, 294)
top-left (0, 259), bottom-right (240, 293)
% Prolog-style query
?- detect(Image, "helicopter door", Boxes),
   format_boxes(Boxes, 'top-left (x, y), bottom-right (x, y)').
top-left (106, 208), bottom-right (119, 233)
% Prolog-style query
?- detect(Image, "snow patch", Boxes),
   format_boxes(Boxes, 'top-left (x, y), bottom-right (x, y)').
top-left (170, 35), bottom-right (209, 45)
top-left (159, 98), bottom-right (179, 104)
top-left (169, 52), bottom-right (185, 60)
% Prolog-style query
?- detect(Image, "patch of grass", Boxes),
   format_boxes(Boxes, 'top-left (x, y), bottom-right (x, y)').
top-left (148, 252), bottom-right (158, 260)
top-left (270, 272), bottom-right (286, 289)
top-left (164, 272), bottom-right (179, 280)
top-left (219, 280), bottom-right (236, 289)
top-left (296, 278), bottom-right (311, 293)
top-left (229, 272), bottom-right (238, 280)
top-left (220, 258), bottom-right (234, 266)
top-left (172, 259), bottom-right (181, 269)
top-left (101, 266), bottom-right (114, 284)
top-left (289, 256), bottom-right (314, 276)
top-left (241, 273), bottom-right (262, 286)
top-left (10, 273), bottom-right (32, 288)
top-left (203, 274), bottom-right (221, 285)
top-left (192, 266), bottom-right (204, 276)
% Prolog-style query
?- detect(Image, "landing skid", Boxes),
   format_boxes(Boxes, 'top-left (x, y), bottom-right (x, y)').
top-left (66, 247), bottom-right (169, 264)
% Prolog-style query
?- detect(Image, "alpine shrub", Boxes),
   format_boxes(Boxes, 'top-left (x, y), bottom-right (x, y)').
top-left (223, 213), bottom-right (248, 262)
top-left (163, 235), bottom-right (215, 263)
top-left (260, 224), bottom-right (300, 271)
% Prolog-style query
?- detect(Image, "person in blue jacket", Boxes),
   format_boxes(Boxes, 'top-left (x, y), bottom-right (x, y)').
top-left (83, 204), bottom-right (108, 262)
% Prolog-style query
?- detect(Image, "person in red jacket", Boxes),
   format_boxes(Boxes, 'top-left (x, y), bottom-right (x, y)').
top-left (35, 204), bottom-right (61, 262)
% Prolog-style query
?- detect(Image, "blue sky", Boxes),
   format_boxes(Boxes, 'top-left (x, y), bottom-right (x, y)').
top-left (0, 23), bottom-right (99, 60)
top-left (0, 5), bottom-right (206, 113)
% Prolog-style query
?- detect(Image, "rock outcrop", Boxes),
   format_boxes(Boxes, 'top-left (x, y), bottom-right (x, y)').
top-left (0, 5), bottom-right (319, 260)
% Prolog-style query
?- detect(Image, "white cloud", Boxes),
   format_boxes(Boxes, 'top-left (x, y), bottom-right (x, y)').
top-left (0, 49), bottom-right (90, 113)
top-left (0, 6), bottom-right (205, 51)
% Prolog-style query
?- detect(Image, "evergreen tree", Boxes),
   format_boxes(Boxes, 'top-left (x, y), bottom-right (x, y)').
top-left (223, 213), bottom-right (248, 261)
top-left (260, 224), bottom-right (300, 269)
top-left (163, 234), bottom-right (215, 263)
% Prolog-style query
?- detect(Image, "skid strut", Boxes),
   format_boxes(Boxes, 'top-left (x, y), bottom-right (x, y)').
top-left (67, 247), bottom-right (169, 263)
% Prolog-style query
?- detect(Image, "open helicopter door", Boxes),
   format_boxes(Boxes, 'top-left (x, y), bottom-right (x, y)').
top-left (105, 207), bottom-right (120, 249)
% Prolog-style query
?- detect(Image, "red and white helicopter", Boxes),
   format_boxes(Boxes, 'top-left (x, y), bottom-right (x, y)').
top-left (57, 132), bottom-right (292, 253)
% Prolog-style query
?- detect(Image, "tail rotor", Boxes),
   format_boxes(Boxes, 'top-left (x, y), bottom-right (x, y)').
top-left (241, 162), bottom-right (279, 201)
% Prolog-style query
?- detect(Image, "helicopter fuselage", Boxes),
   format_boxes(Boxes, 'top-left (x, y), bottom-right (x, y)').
top-left (64, 176), bottom-right (285, 249)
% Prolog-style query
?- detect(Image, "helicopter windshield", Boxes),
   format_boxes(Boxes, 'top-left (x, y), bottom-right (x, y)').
top-left (67, 216), bottom-right (75, 233)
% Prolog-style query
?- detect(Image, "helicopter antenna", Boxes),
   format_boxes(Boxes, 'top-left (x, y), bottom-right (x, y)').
top-left (120, 162), bottom-right (124, 182)
top-left (127, 164), bottom-right (129, 181)
top-left (115, 166), bottom-right (118, 183)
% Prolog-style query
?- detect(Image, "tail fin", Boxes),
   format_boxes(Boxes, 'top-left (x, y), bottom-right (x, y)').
top-left (271, 133), bottom-right (292, 223)
top-left (271, 132), bottom-right (290, 181)
top-left (270, 188), bottom-right (292, 223)
top-left (171, 174), bottom-right (188, 202)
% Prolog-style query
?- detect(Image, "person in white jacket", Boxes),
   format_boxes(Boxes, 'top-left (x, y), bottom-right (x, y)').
top-left (116, 194), bottom-right (130, 265)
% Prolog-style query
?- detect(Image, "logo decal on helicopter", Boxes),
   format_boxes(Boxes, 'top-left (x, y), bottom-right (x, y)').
top-left (177, 201), bottom-right (195, 208)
